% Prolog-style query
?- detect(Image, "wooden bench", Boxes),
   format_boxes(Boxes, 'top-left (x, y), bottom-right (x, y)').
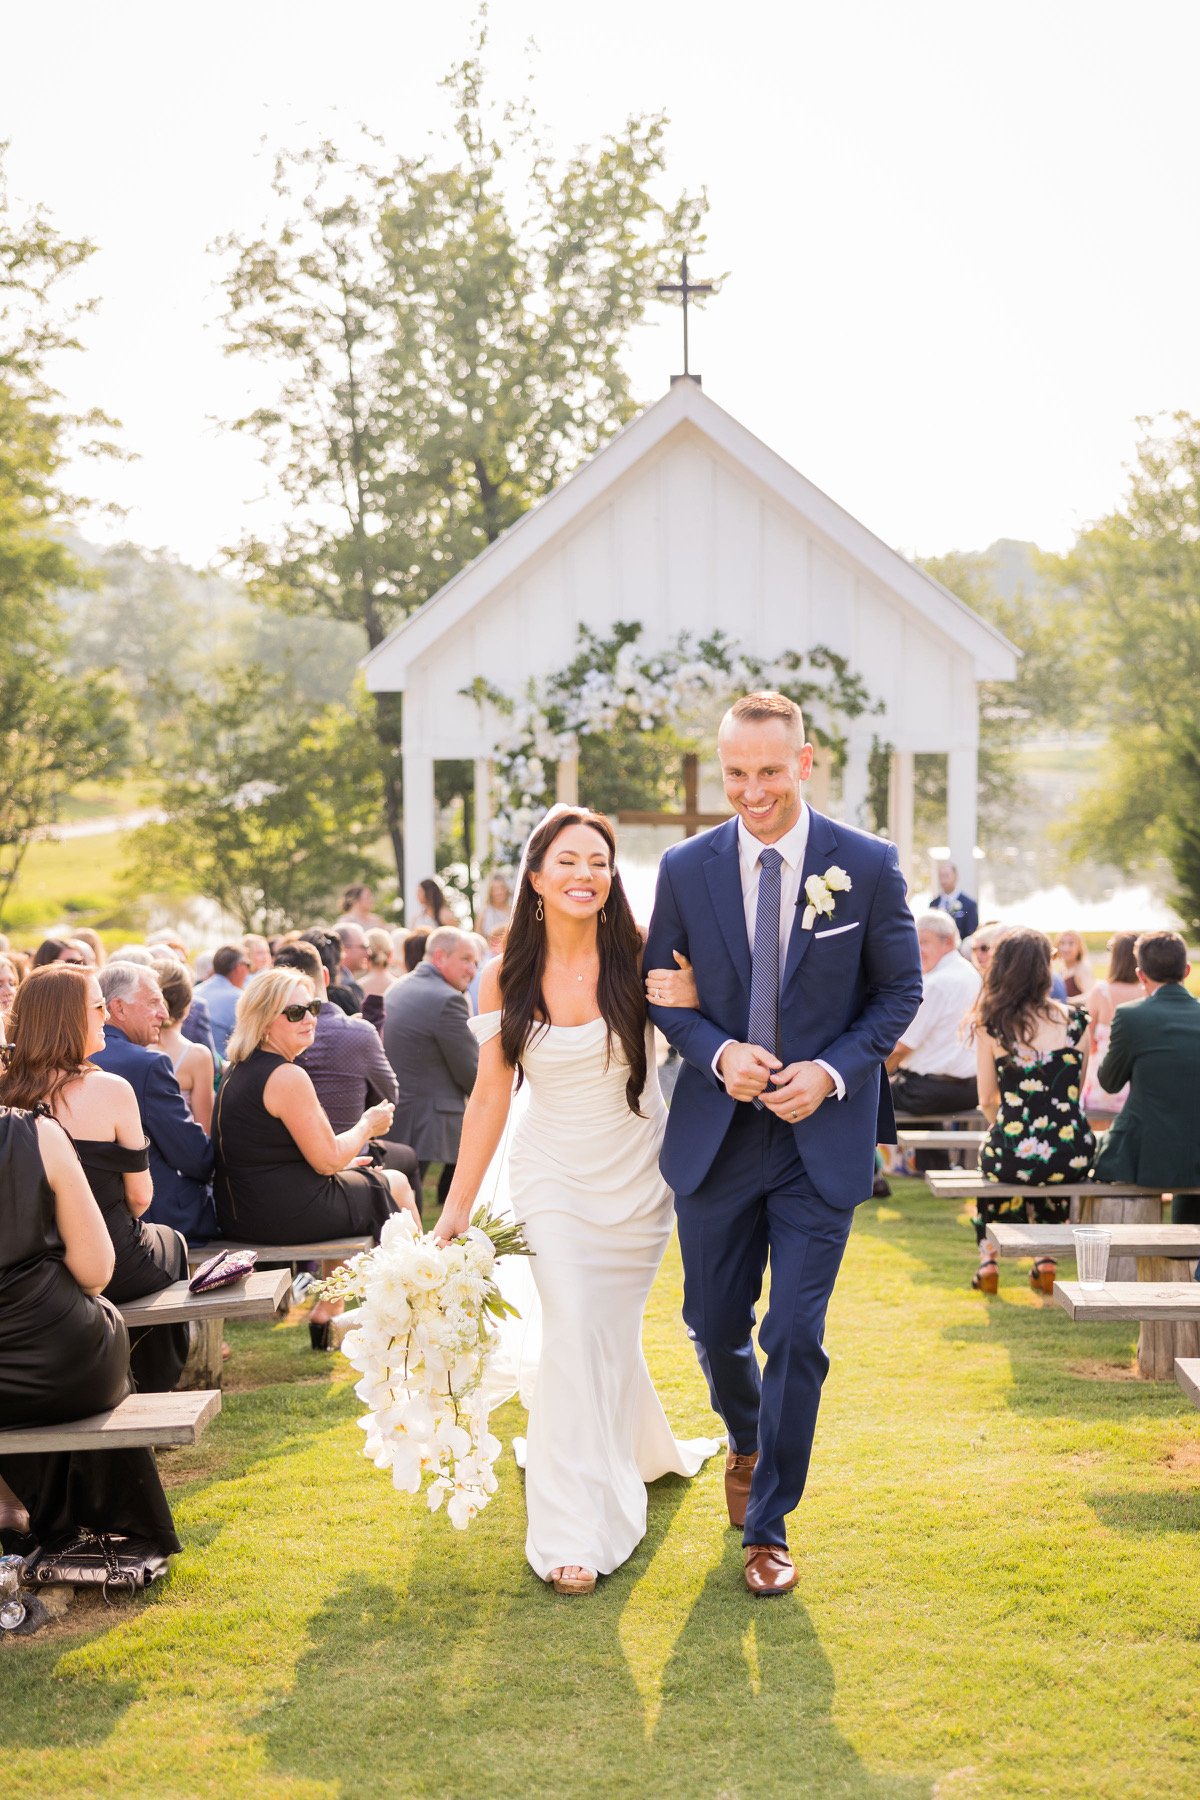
top-left (185, 1237), bottom-right (371, 1268)
top-left (1053, 1280), bottom-right (1200, 1380)
top-left (894, 1110), bottom-right (985, 1128)
top-left (1175, 1359), bottom-right (1200, 1408)
top-left (897, 1130), bottom-right (985, 1150)
top-left (179, 1241), bottom-right (370, 1387)
top-left (0, 1389), bottom-right (221, 1454)
top-left (927, 1173), bottom-right (1168, 1280)
top-left (118, 1269), bottom-right (292, 1329)
top-left (986, 1223), bottom-right (1200, 1262)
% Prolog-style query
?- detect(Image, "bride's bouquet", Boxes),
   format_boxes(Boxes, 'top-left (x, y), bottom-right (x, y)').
top-left (316, 1209), bottom-right (531, 1530)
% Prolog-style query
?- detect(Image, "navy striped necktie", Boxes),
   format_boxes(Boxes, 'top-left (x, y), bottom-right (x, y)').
top-left (747, 846), bottom-right (782, 1109)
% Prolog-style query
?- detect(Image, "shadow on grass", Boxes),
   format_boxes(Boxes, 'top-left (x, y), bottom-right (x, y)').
top-left (1087, 1486), bottom-right (1200, 1535)
top-left (255, 1499), bottom-right (929, 1800)
top-left (855, 1186), bottom-right (1190, 1424)
top-left (0, 1631), bottom-right (139, 1748)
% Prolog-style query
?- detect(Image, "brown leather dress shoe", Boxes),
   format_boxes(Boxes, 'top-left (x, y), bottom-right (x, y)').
top-left (725, 1450), bottom-right (759, 1528)
top-left (744, 1544), bottom-right (798, 1597)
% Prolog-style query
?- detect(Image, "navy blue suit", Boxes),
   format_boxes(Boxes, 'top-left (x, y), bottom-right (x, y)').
top-left (645, 808), bottom-right (922, 1546)
top-left (92, 1027), bottom-right (217, 1244)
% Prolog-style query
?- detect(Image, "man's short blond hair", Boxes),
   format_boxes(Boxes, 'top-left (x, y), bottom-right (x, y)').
top-left (719, 691), bottom-right (806, 744)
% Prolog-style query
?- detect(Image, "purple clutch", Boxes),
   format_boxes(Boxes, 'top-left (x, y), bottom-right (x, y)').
top-left (189, 1248), bottom-right (257, 1293)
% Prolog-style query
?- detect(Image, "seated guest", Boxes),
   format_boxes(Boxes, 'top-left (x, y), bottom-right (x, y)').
top-left (888, 911), bottom-right (981, 1166)
top-left (31, 937), bottom-right (88, 969)
top-left (1093, 931), bottom-right (1200, 1222)
top-left (273, 943), bottom-right (416, 1197)
top-left (928, 861), bottom-right (978, 942)
top-left (194, 944), bottom-right (251, 1059)
top-left (71, 927), bottom-right (106, 968)
top-left (1080, 931), bottom-right (1140, 1118)
top-left (0, 965), bottom-right (189, 1392)
top-left (213, 968), bottom-right (418, 1268)
top-left (1053, 928), bottom-right (1095, 1000)
top-left (154, 958), bottom-right (215, 1132)
top-left (357, 928), bottom-right (397, 1032)
top-left (970, 927), bottom-right (1095, 1295)
top-left (0, 1104), bottom-right (181, 1559)
top-left (400, 927), bottom-right (430, 974)
top-left (383, 928), bottom-right (480, 1207)
top-left (301, 928), bottom-right (361, 1015)
top-left (93, 962), bottom-right (217, 1244)
top-left (333, 922), bottom-right (370, 1006)
top-left (242, 934), bottom-right (272, 974)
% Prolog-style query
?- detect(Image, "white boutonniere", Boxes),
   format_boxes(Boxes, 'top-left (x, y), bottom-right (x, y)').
top-left (801, 864), bottom-right (852, 931)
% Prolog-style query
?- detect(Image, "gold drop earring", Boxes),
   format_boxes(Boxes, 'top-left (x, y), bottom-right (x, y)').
top-left (535, 896), bottom-right (544, 923)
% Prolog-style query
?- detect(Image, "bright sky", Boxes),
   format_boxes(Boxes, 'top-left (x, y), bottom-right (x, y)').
top-left (7, 0), bottom-right (1197, 568)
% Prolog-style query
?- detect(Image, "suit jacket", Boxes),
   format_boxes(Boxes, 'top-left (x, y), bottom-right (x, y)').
top-left (645, 809), bottom-right (923, 1207)
top-left (382, 962), bottom-right (479, 1162)
top-left (929, 891), bottom-right (979, 941)
top-left (92, 1026), bottom-right (217, 1242)
top-left (1093, 983), bottom-right (1200, 1188)
top-left (180, 994), bottom-right (218, 1060)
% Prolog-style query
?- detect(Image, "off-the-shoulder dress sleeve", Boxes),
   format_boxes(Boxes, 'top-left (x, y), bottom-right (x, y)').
top-left (469, 1009), bottom-right (502, 1045)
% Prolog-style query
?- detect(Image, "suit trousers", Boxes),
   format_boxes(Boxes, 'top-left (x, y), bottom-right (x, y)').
top-left (674, 1104), bottom-right (853, 1549)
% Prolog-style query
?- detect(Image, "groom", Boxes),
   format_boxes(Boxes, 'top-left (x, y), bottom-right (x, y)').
top-left (645, 692), bottom-right (922, 1596)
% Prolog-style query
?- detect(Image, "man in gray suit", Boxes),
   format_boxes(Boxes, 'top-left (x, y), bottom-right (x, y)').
top-left (382, 928), bottom-right (480, 1208)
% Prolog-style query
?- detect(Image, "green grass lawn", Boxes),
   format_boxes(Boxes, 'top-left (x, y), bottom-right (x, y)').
top-left (5, 1181), bottom-right (1200, 1800)
top-left (2, 830), bottom-right (131, 939)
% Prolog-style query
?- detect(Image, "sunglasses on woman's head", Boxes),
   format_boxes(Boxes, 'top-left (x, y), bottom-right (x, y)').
top-left (280, 1001), bottom-right (321, 1022)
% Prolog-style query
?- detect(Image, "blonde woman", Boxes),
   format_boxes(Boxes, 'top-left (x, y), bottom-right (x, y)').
top-left (213, 970), bottom-right (419, 1341)
top-left (358, 927), bottom-right (396, 1033)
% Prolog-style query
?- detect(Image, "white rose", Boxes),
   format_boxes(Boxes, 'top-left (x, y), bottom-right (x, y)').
top-left (824, 864), bottom-right (852, 892)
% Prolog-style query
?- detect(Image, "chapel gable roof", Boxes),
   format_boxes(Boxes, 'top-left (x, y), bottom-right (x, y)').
top-left (363, 378), bottom-right (1018, 687)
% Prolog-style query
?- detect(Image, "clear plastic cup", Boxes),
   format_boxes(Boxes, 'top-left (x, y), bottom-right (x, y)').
top-left (1072, 1226), bottom-right (1111, 1290)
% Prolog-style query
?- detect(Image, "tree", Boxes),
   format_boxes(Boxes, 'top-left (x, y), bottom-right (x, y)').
top-left (917, 546), bottom-right (1083, 844)
top-left (127, 669), bottom-right (386, 932)
top-left (1162, 719), bottom-right (1200, 932)
top-left (215, 39), bottom-right (706, 889)
top-left (1050, 411), bottom-right (1200, 885)
top-left (0, 152), bottom-right (129, 924)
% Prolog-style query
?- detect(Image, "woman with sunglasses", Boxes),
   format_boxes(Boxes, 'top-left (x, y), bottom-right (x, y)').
top-left (213, 970), bottom-right (419, 1311)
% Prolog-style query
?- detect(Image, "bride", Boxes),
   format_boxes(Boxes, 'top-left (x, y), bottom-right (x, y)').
top-left (436, 805), bottom-right (719, 1595)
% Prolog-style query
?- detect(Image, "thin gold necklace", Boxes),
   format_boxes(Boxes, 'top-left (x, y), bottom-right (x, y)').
top-left (547, 954), bottom-right (597, 985)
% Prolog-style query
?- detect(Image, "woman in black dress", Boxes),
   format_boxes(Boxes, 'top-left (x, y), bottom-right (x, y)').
top-left (213, 970), bottom-right (420, 1341)
top-left (971, 927), bottom-right (1096, 1295)
top-left (0, 1105), bottom-right (180, 1557)
top-left (0, 965), bottom-right (188, 1393)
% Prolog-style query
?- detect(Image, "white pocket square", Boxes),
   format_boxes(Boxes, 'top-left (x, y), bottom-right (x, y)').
top-left (813, 922), bottom-right (860, 939)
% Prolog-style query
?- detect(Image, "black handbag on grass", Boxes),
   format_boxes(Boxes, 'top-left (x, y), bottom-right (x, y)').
top-left (25, 1530), bottom-right (170, 1599)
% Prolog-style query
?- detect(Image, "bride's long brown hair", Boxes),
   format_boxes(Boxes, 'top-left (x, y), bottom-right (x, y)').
top-left (499, 809), bottom-right (647, 1115)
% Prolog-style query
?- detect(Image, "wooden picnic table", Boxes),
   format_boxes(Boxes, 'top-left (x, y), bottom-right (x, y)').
top-left (1053, 1278), bottom-right (1200, 1380)
top-left (927, 1173), bottom-right (1168, 1281)
top-left (1176, 1359), bottom-right (1200, 1408)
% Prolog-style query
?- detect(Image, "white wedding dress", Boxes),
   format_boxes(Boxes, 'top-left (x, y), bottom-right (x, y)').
top-left (469, 1011), bottom-right (721, 1580)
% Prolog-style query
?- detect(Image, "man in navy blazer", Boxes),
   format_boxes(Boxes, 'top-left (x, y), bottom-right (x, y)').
top-left (94, 961), bottom-right (217, 1244)
top-left (645, 693), bottom-right (922, 1596)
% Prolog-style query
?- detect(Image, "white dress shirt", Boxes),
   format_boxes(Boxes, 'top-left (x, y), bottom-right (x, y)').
top-left (899, 948), bottom-right (980, 1078)
top-left (711, 806), bottom-right (846, 1099)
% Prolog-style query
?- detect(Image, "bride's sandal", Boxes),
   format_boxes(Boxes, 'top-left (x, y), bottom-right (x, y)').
top-left (549, 1565), bottom-right (597, 1596)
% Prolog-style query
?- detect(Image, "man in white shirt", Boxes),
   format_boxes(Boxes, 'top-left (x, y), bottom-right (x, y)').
top-left (888, 911), bottom-right (981, 1162)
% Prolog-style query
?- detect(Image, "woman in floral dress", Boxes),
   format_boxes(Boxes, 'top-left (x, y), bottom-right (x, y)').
top-left (970, 928), bottom-right (1095, 1294)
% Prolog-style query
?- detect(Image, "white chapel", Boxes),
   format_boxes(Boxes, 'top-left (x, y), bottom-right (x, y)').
top-left (364, 378), bottom-right (1018, 912)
